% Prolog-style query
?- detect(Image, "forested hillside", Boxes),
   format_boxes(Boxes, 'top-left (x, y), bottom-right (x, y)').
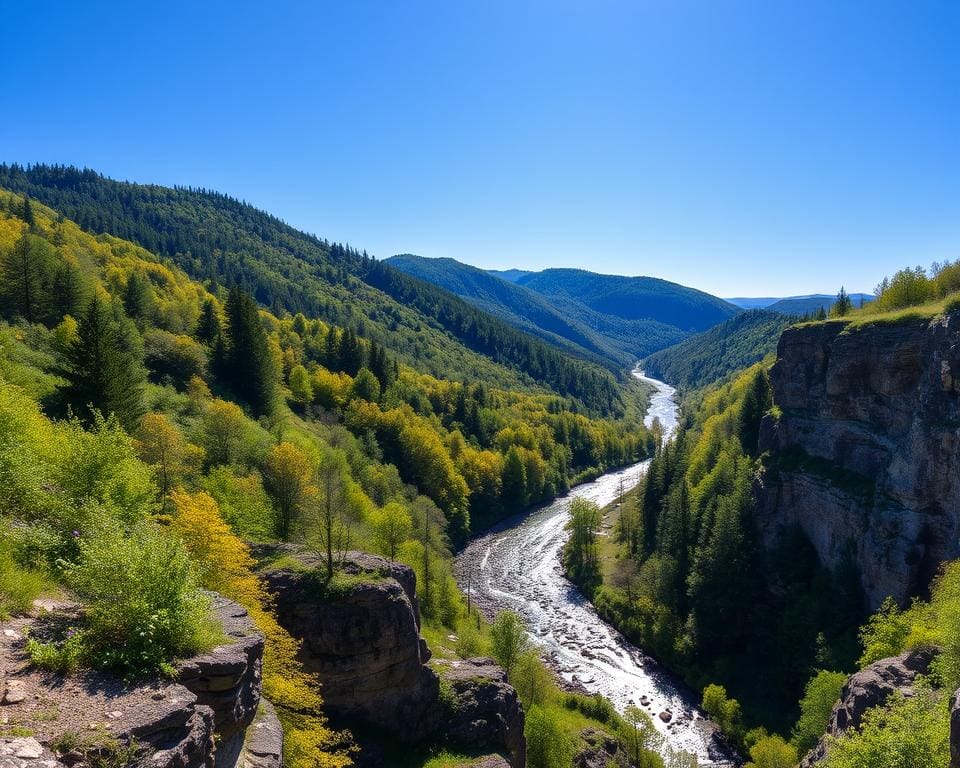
top-left (642, 309), bottom-right (794, 390)
top-left (387, 254), bottom-right (687, 365)
top-left (0, 189), bottom-right (661, 767)
top-left (0, 164), bottom-right (629, 416)
top-left (515, 268), bottom-right (739, 331)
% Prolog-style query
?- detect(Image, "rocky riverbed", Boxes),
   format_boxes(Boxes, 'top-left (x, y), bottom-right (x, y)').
top-left (454, 372), bottom-right (740, 766)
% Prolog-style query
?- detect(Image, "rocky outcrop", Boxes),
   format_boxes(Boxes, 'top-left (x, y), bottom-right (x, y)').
top-left (239, 699), bottom-right (283, 768)
top-left (263, 549), bottom-right (439, 741)
top-left (800, 647), bottom-right (933, 766)
top-left (434, 658), bottom-right (525, 767)
top-left (177, 596), bottom-right (265, 767)
top-left (574, 728), bottom-right (632, 768)
top-left (757, 313), bottom-right (960, 607)
top-left (450, 757), bottom-right (511, 768)
top-left (0, 596), bottom-right (272, 768)
top-left (261, 549), bottom-right (524, 765)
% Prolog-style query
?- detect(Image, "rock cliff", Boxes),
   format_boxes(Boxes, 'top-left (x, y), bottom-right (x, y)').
top-left (757, 313), bottom-right (960, 607)
top-left (0, 596), bottom-right (279, 768)
top-left (260, 549), bottom-right (525, 766)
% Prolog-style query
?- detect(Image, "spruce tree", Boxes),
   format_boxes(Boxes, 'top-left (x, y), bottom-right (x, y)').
top-left (50, 261), bottom-right (88, 320)
top-left (59, 296), bottom-right (146, 429)
top-left (832, 286), bottom-right (852, 317)
top-left (194, 297), bottom-right (221, 344)
top-left (1, 233), bottom-right (53, 323)
top-left (223, 286), bottom-right (276, 416)
top-left (123, 271), bottom-right (154, 324)
top-left (21, 195), bottom-right (35, 228)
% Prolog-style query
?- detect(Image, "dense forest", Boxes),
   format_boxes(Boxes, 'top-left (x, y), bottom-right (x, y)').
top-left (641, 310), bottom-right (794, 391)
top-left (0, 164), bottom-right (631, 416)
top-left (0, 190), bottom-right (664, 768)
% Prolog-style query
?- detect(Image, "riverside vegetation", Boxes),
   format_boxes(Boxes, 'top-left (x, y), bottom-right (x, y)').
top-left (564, 268), bottom-right (960, 767)
top-left (0, 185), bottom-right (668, 767)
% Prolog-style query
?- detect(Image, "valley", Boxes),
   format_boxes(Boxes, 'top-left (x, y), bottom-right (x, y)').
top-left (455, 374), bottom-right (738, 765)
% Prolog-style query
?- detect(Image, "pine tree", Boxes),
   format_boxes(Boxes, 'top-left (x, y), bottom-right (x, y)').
top-left (223, 286), bottom-right (276, 416)
top-left (21, 195), bottom-right (35, 228)
top-left (50, 261), bottom-right (88, 320)
top-left (194, 297), bottom-right (221, 344)
top-left (501, 446), bottom-right (528, 511)
top-left (59, 296), bottom-right (146, 429)
top-left (832, 286), bottom-right (852, 317)
top-left (736, 368), bottom-right (772, 456)
top-left (1, 233), bottom-right (53, 323)
top-left (123, 271), bottom-right (154, 324)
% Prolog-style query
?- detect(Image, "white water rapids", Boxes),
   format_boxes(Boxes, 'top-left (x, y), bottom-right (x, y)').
top-left (453, 370), bottom-right (739, 765)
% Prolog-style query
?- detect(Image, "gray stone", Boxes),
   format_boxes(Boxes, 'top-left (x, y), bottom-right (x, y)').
top-left (801, 648), bottom-right (933, 766)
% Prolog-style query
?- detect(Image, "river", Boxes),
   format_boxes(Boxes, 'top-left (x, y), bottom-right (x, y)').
top-left (453, 370), bottom-right (738, 766)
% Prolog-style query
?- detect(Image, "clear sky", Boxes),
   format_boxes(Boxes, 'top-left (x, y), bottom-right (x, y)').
top-left (3, 1), bottom-right (958, 297)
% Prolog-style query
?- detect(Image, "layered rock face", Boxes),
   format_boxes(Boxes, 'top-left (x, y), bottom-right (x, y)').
top-left (263, 549), bottom-right (439, 741)
top-left (757, 313), bottom-right (960, 607)
top-left (800, 648), bottom-right (933, 766)
top-left (0, 597), bottom-right (278, 768)
top-left (262, 549), bottom-right (524, 766)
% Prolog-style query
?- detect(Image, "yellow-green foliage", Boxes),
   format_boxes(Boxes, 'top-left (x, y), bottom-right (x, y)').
top-left (168, 490), bottom-right (352, 767)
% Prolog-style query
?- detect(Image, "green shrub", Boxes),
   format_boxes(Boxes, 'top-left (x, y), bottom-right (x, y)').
top-left (0, 546), bottom-right (48, 618)
top-left (489, 610), bottom-right (529, 677)
top-left (791, 670), bottom-right (847, 754)
top-left (525, 705), bottom-right (573, 768)
top-left (26, 628), bottom-right (86, 673)
top-left (821, 688), bottom-right (948, 768)
top-left (454, 617), bottom-right (483, 659)
top-left (702, 683), bottom-right (744, 746)
top-left (64, 522), bottom-right (216, 678)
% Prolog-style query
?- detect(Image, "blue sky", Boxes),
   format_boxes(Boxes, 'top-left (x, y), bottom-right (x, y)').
top-left (3, 1), bottom-right (958, 296)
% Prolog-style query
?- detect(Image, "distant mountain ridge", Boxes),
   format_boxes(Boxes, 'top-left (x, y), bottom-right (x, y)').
top-left (511, 268), bottom-right (738, 330)
top-left (387, 257), bottom-right (739, 367)
top-left (727, 293), bottom-right (873, 314)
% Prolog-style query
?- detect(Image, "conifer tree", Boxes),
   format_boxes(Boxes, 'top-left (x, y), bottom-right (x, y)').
top-left (832, 286), bottom-right (852, 317)
top-left (1, 233), bottom-right (53, 323)
top-left (59, 296), bottom-right (146, 429)
top-left (194, 297), bottom-right (221, 344)
top-left (223, 286), bottom-right (276, 416)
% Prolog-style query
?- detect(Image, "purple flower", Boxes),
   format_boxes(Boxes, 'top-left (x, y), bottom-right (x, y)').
top-left (72, 530), bottom-right (80, 538)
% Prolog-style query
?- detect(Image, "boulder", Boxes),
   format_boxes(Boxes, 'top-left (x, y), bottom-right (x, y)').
top-left (574, 727), bottom-right (631, 768)
top-left (801, 647), bottom-right (934, 766)
top-left (434, 658), bottom-right (525, 767)
top-left (452, 757), bottom-right (511, 768)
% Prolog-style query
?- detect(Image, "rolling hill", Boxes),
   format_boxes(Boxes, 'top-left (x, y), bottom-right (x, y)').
top-left (514, 268), bottom-right (739, 331)
top-left (0, 164), bottom-right (629, 414)
top-left (388, 257), bottom-right (740, 367)
top-left (386, 255), bottom-right (687, 366)
top-left (727, 293), bottom-right (873, 315)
